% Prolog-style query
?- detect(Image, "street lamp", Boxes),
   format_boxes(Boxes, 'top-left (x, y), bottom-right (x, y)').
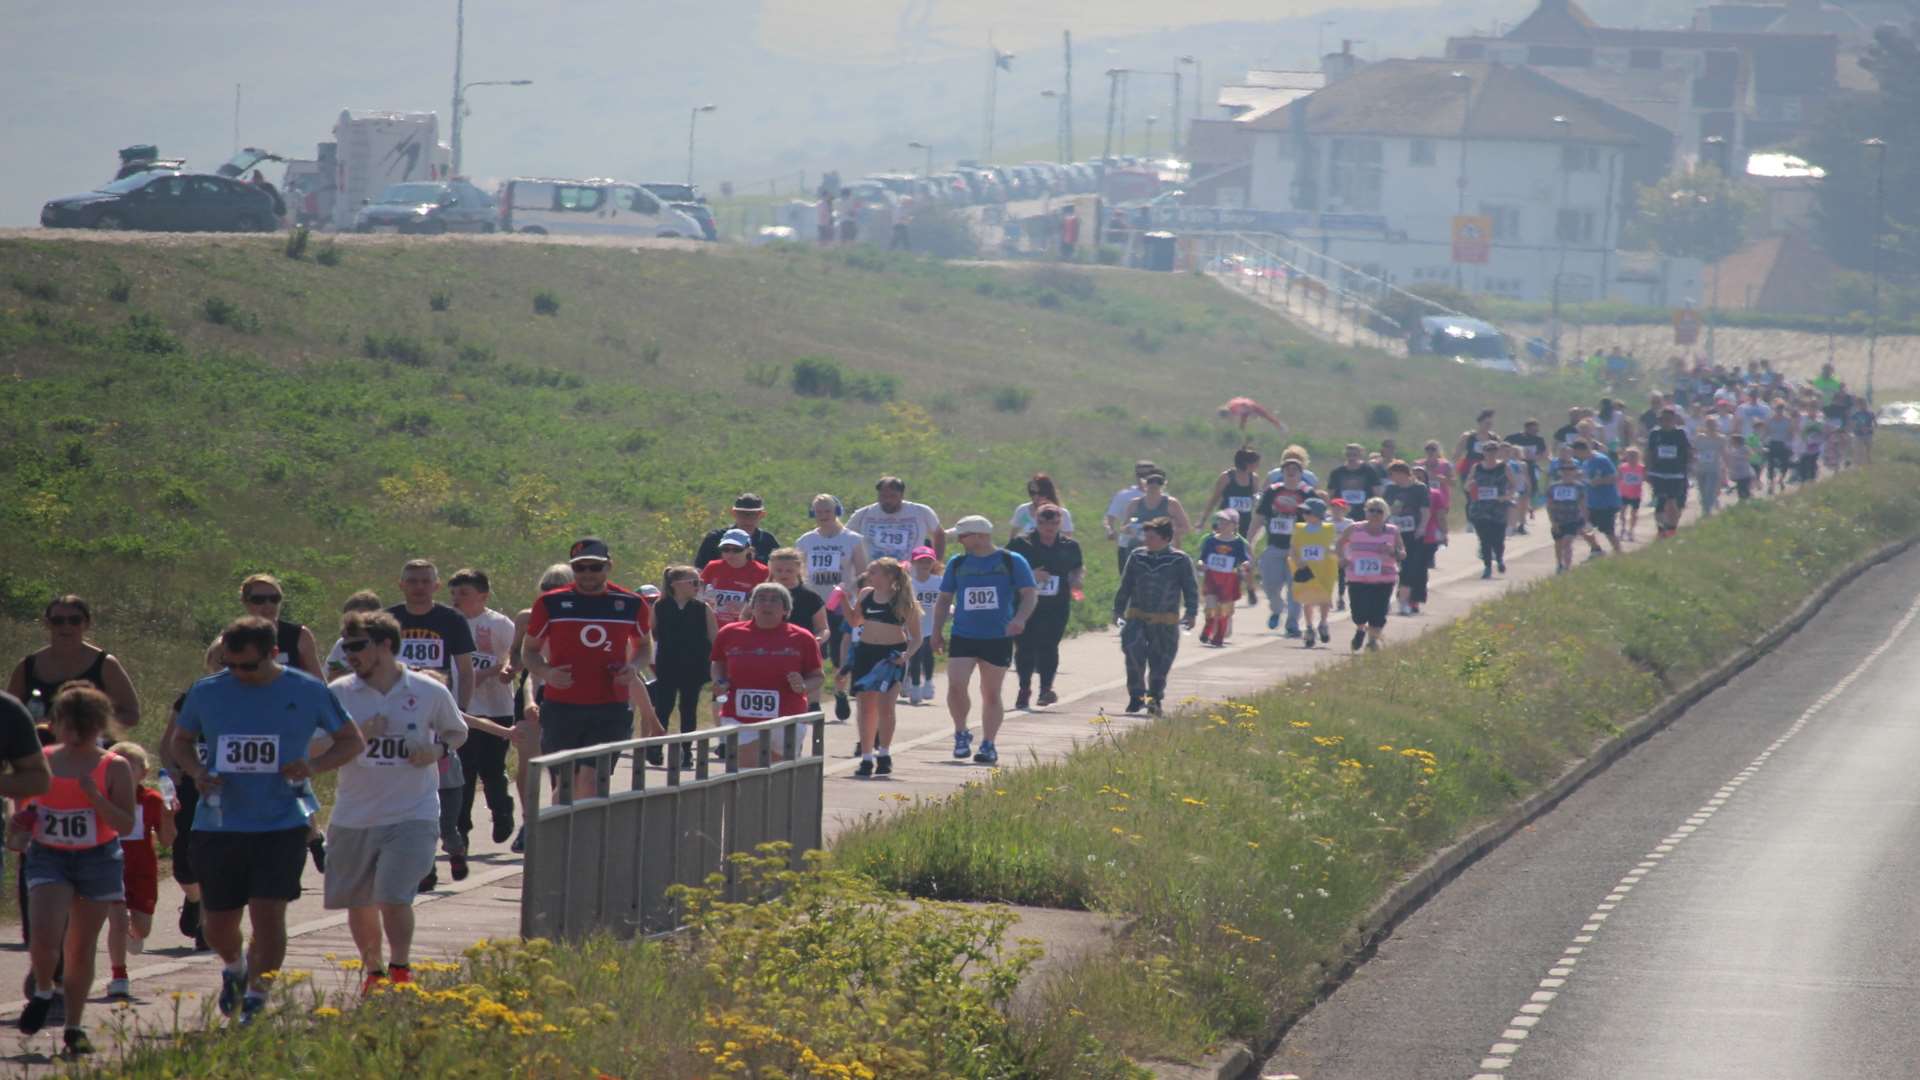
top-left (450, 78), bottom-right (534, 176)
top-left (1041, 91), bottom-right (1066, 163)
top-left (907, 140), bottom-right (935, 177)
top-left (1177, 55), bottom-right (1202, 127)
top-left (1864, 136), bottom-right (1888, 403)
top-left (1550, 114), bottom-right (1572, 363)
top-left (686, 104), bottom-right (717, 187)
top-left (1144, 115), bottom-right (1159, 158)
top-left (1451, 70), bottom-right (1473, 290)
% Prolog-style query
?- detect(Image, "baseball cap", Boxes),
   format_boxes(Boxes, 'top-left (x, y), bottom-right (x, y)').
top-left (638, 584), bottom-right (661, 600)
top-left (568, 537), bottom-right (611, 563)
top-left (719, 528), bottom-right (753, 549)
top-left (909, 545), bottom-right (938, 562)
top-left (1302, 498), bottom-right (1328, 515)
top-left (732, 493), bottom-right (765, 512)
top-left (1329, 497), bottom-right (1349, 510)
top-left (951, 515), bottom-right (994, 537)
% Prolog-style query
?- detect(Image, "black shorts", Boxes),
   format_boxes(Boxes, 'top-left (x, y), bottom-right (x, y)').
top-left (1650, 476), bottom-right (1689, 509)
top-left (1766, 441), bottom-right (1793, 472)
top-left (172, 773), bottom-right (201, 886)
top-left (1588, 507), bottom-right (1618, 536)
top-left (191, 826), bottom-right (309, 912)
top-left (1346, 582), bottom-right (1393, 629)
top-left (1622, 496), bottom-right (1641, 509)
top-left (948, 635), bottom-right (1014, 668)
top-left (538, 700), bottom-right (634, 755)
top-left (849, 641), bottom-right (905, 683)
top-left (1550, 519), bottom-right (1585, 540)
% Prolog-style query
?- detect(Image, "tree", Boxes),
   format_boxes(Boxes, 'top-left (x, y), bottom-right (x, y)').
top-left (1805, 27), bottom-right (1920, 277)
top-left (1627, 165), bottom-right (1758, 263)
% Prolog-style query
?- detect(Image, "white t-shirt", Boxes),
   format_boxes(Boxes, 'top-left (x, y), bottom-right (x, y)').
top-left (327, 669), bottom-right (468, 828)
top-left (464, 608), bottom-right (518, 717)
top-left (1010, 501), bottom-right (1075, 536)
top-left (1105, 485), bottom-right (1144, 524)
top-left (794, 527), bottom-right (867, 598)
top-left (911, 573), bottom-right (943, 639)
top-left (847, 501), bottom-right (941, 562)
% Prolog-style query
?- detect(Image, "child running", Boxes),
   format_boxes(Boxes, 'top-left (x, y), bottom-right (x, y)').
top-left (1617, 448), bottom-right (1646, 542)
top-left (1546, 460), bottom-right (1591, 574)
top-left (103, 743), bottom-right (171, 1000)
top-left (1198, 511), bottom-right (1254, 647)
top-left (1288, 499), bottom-right (1338, 647)
top-left (906, 548), bottom-right (942, 705)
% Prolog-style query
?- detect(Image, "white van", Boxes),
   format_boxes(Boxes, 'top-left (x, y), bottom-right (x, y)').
top-left (497, 178), bottom-right (702, 238)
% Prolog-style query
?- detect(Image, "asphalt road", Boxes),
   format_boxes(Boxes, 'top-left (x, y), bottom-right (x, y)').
top-left (1265, 542), bottom-right (1920, 1080)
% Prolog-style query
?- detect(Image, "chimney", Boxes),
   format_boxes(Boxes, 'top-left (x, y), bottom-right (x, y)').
top-left (1322, 39), bottom-right (1363, 82)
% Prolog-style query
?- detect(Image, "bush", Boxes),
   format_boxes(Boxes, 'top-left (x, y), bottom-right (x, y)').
top-left (363, 333), bottom-right (430, 367)
top-left (429, 290), bottom-right (451, 312)
top-left (640, 341), bottom-right (662, 365)
top-left (844, 371), bottom-right (899, 403)
top-left (1126, 328), bottom-right (1163, 354)
top-left (1366, 403), bottom-right (1401, 431)
top-left (201, 296), bottom-right (259, 332)
top-left (313, 242), bottom-right (342, 267)
top-left (105, 279), bottom-right (132, 304)
top-left (1096, 245), bottom-right (1123, 266)
top-left (908, 205), bottom-right (980, 260)
top-left (991, 384), bottom-right (1033, 413)
top-left (790, 355), bottom-right (843, 398)
top-left (532, 290), bottom-right (561, 316)
top-left (9, 275), bottom-right (61, 303)
top-left (115, 313), bottom-right (179, 355)
top-left (1281, 344), bottom-right (1311, 368)
top-left (283, 226), bottom-right (310, 260)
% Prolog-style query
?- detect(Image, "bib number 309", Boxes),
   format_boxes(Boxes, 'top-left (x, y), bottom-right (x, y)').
top-left (217, 734), bottom-right (280, 773)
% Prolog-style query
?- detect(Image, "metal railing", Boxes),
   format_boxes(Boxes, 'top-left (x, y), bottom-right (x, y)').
top-left (520, 712), bottom-right (825, 941)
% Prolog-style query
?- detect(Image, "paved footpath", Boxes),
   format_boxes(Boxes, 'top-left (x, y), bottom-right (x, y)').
top-left (0, 511), bottom-right (1688, 1066)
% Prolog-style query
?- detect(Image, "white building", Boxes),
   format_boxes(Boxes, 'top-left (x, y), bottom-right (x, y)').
top-left (1241, 58), bottom-right (1689, 305)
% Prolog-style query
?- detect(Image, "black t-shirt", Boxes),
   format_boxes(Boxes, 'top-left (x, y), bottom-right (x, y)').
top-left (787, 587), bottom-right (825, 633)
top-left (385, 602), bottom-right (476, 678)
top-left (1007, 533), bottom-right (1084, 608)
top-left (1645, 428), bottom-right (1693, 478)
top-left (1507, 431), bottom-right (1547, 464)
top-left (1381, 483), bottom-right (1430, 535)
top-left (694, 527), bottom-right (780, 569)
top-left (0, 692), bottom-right (41, 767)
top-left (1325, 465), bottom-right (1383, 520)
top-left (1639, 409), bottom-right (1660, 435)
top-left (1254, 483), bottom-right (1317, 550)
top-left (1551, 424), bottom-right (1580, 449)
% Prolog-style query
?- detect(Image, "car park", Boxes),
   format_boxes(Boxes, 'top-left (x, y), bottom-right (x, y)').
top-left (41, 170), bottom-right (279, 232)
top-left (353, 179), bottom-right (496, 233)
top-left (1413, 315), bottom-right (1520, 372)
top-left (640, 184), bottom-right (717, 240)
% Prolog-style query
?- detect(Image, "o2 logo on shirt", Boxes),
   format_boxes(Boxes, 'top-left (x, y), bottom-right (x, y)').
top-left (962, 586), bottom-right (999, 611)
top-left (577, 624), bottom-right (615, 652)
top-left (735, 689), bottom-right (780, 719)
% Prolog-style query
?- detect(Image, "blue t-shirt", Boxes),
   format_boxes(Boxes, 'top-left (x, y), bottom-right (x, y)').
top-left (939, 549), bottom-right (1036, 639)
top-left (1199, 535), bottom-right (1252, 573)
top-left (1582, 452), bottom-right (1622, 509)
top-left (177, 668), bottom-right (350, 833)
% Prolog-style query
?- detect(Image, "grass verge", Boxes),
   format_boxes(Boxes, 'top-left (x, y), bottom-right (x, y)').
top-left (833, 462), bottom-right (1920, 1063)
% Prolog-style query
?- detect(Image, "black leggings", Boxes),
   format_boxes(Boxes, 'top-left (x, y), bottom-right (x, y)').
top-left (650, 671), bottom-right (707, 733)
top-left (456, 717), bottom-right (514, 836)
top-left (1471, 514), bottom-right (1507, 565)
top-left (1015, 609), bottom-right (1070, 691)
top-left (1400, 538), bottom-right (1435, 603)
top-left (908, 642), bottom-right (935, 684)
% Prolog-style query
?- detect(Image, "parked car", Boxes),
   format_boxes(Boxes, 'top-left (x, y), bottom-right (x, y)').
top-left (498, 177), bottom-right (703, 238)
top-left (1876, 401), bottom-right (1920, 428)
top-left (41, 170), bottom-right (279, 231)
top-left (1414, 316), bottom-right (1519, 372)
top-left (353, 180), bottom-right (496, 233)
top-left (637, 183), bottom-right (717, 241)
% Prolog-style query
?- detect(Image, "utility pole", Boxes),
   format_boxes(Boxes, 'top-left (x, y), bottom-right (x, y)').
top-left (1099, 68), bottom-right (1121, 245)
top-left (985, 37), bottom-right (1014, 158)
top-left (1063, 31), bottom-right (1074, 163)
top-left (1550, 115), bottom-right (1571, 363)
top-left (450, 0), bottom-right (463, 173)
top-left (1171, 69), bottom-right (1181, 157)
top-left (233, 84), bottom-right (242, 155)
top-left (1451, 70), bottom-right (1472, 291)
top-left (1865, 136), bottom-right (1888, 404)
top-left (687, 104), bottom-right (717, 186)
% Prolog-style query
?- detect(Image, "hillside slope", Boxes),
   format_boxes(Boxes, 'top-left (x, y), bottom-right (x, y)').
top-left (0, 237), bottom-right (1582, 713)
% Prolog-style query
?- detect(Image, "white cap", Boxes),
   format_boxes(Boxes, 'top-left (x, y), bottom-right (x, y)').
top-left (950, 515), bottom-right (994, 537)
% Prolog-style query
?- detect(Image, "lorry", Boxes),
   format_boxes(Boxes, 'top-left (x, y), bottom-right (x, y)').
top-left (329, 110), bottom-right (450, 231)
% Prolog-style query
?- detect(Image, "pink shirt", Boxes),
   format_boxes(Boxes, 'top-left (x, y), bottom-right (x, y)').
top-left (1344, 524), bottom-right (1401, 583)
top-left (1618, 463), bottom-right (1646, 498)
top-left (1422, 484), bottom-right (1450, 544)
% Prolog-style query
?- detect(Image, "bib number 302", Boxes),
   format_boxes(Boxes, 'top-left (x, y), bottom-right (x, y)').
top-left (217, 734), bottom-right (280, 773)
top-left (962, 587), bottom-right (999, 611)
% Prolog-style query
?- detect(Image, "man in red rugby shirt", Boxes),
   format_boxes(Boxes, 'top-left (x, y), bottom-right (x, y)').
top-left (518, 538), bottom-right (656, 797)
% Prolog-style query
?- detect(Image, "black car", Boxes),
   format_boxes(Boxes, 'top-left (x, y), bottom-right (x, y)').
top-left (41, 171), bottom-right (279, 232)
top-left (353, 181), bottom-right (497, 234)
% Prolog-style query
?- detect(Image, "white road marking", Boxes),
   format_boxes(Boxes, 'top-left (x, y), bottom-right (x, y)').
top-left (1464, 586), bottom-right (1920, 1077)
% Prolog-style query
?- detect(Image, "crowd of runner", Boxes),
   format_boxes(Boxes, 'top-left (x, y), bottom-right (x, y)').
top-left (0, 364), bottom-right (1870, 1054)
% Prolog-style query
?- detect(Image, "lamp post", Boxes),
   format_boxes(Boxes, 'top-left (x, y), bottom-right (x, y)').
top-left (1550, 114), bottom-right (1572, 363)
top-left (1701, 134), bottom-right (1726, 362)
top-left (1145, 114), bottom-right (1158, 158)
top-left (451, 78), bottom-right (534, 176)
top-left (686, 104), bottom-right (717, 187)
top-left (1041, 90), bottom-right (1066, 162)
top-left (1451, 70), bottom-right (1473, 290)
top-left (907, 140), bottom-right (935, 177)
top-left (1864, 136), bottom-right (1888, 403)
top-left (1178, 55), bottom-right (1202, 127)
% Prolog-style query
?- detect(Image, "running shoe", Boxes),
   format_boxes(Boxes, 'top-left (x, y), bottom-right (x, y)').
top-left (308, 836), bottom-right (327, 874)
top-left (388, 965), bottom-right (413, 986)
top-left (973, 741), bottom-right (998, 765)
top-left (218, 967), bottom-right (247, 1017)
top-left (1319, 625), bottom-right (1331, 643)
top-left (492, 810), bottom-right (515, 845)
top-left (240, 992), bottom-right (267, 1025)
top-left (178, 899), bottom-right (201, 940)
top-left (855, 758), bottom-right (875, 779)
top-left (1124, 696), bottom-right (1145, 714)
top-left (1285, 627), bottom-right (1302, 638)
top-left (1302, 634), bottom-right (1315, 649)
top-left (105, 978), bottom-right (131, 1001)
top-left (1587, 547), bottom-right (1606, 561)
top-left (1481, 565), bottom-right (1493, 580)
top-left (1014, 689), bottom-right (1031, 711)
top-left (17, 993), bottom-right (53, 1035)
top-left (1146, 699), bottom-right (1163, 717)
top-left (1036, 688), bottom-right (1058, 707)
top-left (1366, 639), bottom-right (1381, 652)
top-left (1351, 629), bottom-right (1366, 651)
top-left (511, 828), bottom-right (525, 854)
top-left (952, 730), bottom-right (973, 759)
top-left (450, 853), bottom-right (469, 882)
top-left (875, 753), bottom-right (892, 776)
top-left (61, 1028), bottom-right (93, 1057)
top-left (1197, 630), bottom-right (1213, 647)
top-left (1267, 613), bottom-right (1281, 630)
top-left (644, 746), bottom-right (664, 767)
top-left (418, 869), bottom-right (437, 894)
top-left (1497, 558), bottom-right (1507, 574)
top-left (360, 971), bottom-right (388, 996)
top-left (834, 692), bottom-right (852, 722)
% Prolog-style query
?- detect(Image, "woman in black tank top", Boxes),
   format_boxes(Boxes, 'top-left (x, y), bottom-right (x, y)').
top-left (6, 595), bottom-right (139, 729)
top-left (201, 574), bottom-right (322, 679)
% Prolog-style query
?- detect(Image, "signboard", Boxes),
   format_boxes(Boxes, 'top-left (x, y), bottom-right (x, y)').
top-left (1673, 307), bottom-right (1701, 346)
top-left (1451, 215), bottom-right (1492, 264)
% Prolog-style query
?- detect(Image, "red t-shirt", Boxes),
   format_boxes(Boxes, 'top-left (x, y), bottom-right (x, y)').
top-left (526, 584), bottom-right (652, 706)
top-left (120, 787), bottom-right (166, 864)
top-left (709, 622), bottom-right (821, 723)
top-left (700, 560), bottom-right (769, 623)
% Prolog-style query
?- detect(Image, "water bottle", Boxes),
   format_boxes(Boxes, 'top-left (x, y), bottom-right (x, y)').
top-left (201, 788), bottom-right (223, 829)
top-left (154, 770), bottom-right (178, 810)
top-left (292, 778), bottom-right (320, 821)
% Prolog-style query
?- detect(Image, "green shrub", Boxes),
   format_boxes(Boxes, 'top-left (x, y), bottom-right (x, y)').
top-left (1366, 403), bottom-right (1400, 431)
top-left (1126, 328), bottom-right (1163, 354)
top-left (10, 275), bottom-right (61, 303)
top-left (115, 313), bottom-right (180, 355)
top-left (313, 242), bottom-right (342, 267)
top-left (283, 226), bottom-right (311, 260)
top-left (790, 355), bottom-right (844, 397)
top-left (201, 296), bottom-right (259, 332)
top-left (908, 205), bottom-right (980, 260)
top-left (363, 333), bottom-right (430, 367)
top-left (743, 362), bottom-right (783, 388)
top-left (1281, 345), bottom-right (1311, 368)
top-left (532, 290), bottom-right (561, 316)
top-left (992, 385), bottom-right (1034, 413)
top-left (105, 279), bottom-right (132, 303)
top-left (429, 290), bottom-right (451, 312)
top-left (639, 341), bottom-right (662, 365)
top-left (844, 371), bottom-right (899, 403)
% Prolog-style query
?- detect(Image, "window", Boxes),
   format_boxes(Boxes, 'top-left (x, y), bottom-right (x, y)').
top-left (1479, 203), bottom-right (1522, 242)
top-left (1560, 145), bottom-right (1600, 172)
top-left (555, 185), bottom-right (604, 212)
top-left (1327, 138), bottom-right (1383, 213)
top-left (1409, 139), bottom-right (1436, 166)
top-left (1629, 47), bottom-right (1662, 69)
top-left (612, 187), bottom-right (659, 213)
top-left (1555, 208), bottom-right (1596, 244)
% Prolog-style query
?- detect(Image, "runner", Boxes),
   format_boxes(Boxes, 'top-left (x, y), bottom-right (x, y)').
top-left (1849, 397), bottom-right (1876, 466)
top-left (1326, 444), bottom-right (1385, 523)
top-left (650, 566), bottom-right (717, 769)
top-left (1121, 473), bottom-right (1192, 561)
top-left (907, 548), bottom-right (943, 704)
top-left (1594, 397), bottom-right (1633, 455)
top-left (844, 559), bottom-right (921, 777)
top-left (324, 610), bottom-right (467, 992)
top-left (1465, 444), bottom-right (1514, 578)
top-left (1646, 407), bottom-right (1694, 539)
top-left (1216, 396), bottom-right (1289, 434)
top-left (795, 493), bottom-right (869, 718)
top-left (1454, 410), bottom-right (1500, 480)
top-left (1104, 461), bottom-right (1158, 575)
top-left (386, 561), bottom-right (476, 712)
top-left (693, 493), bottom-right (780, 568)
top-left (1618, 448), bottom-right (1647, 541)
top-left (1111, 517), bottom-right (1198, 715)
top-left (1725, 428), bottom-right (1755, 502)
top-left (709, 583), bottom-right (824, 767)
top-left (1798, 419), bottom-right (1826, 484)
top-left (505, 563), bottom-right (575, 853)
top-left (1006, 505), bottom-right (1083, 708)
top-left (202, 575), bottom-right (323, 679)
top-left (1337, 498), bottom-right (1406, 651)
top-left (1381, 462), bottom-right (1432, 617)
top-left (700, 531), bottom-right (771, 626)
top-left (1504, 420), bottom-right (1547, 517)
top-left (447, 570), bottom-right (518, 847)
top-left (0, 690), bottom-right (48, 933)
top-left (768, 549), bottom-right (829, 644)
top-left (1009, 473), bottom-right (1076, 539)
top-left (324, 592), bottom-right (385, 677)
top-left (1571, 439), bottom-right (1623, 559)
top-left (931, 516), bottom-right (1038, 763)
top-left (8, 595), bottom-right (140, 730)
top-left (102, 742), bottom-right (169, 1002)
top-left (1764, 400), bottom-right (1796, 495)
top-left (156, 692), bottom-right (210, 952)
top-left (1268, 445), bottom-right (1320, 488)
top-left (1328, 497), bottom-right (1355, 611)
top-left (1206, 448), bottom-right (1263, 539)
top-left (1196, 511), bottom-right (1254, 647)
top-left (13, 686), bottom-right (134, 1053)
top-left (1251, 459), bottom-right (1316, 636)
top-left (519, 539), bottom-right (654, 798)
top-left (1693, 418), bottom-right (1729, 517)
top-left (1504, 442), bottom-right (1533, 537)
top-left (1545, 460), bottom-right (1590, 574)
top-left (848, 476), bottom-right (945, 565)
top-left (1410, 463), bottom-right (1449, 613)
top-left (1287, 499), bottom-right (1338, 648)
top-left (168, 616), bottom-right (364, 1023)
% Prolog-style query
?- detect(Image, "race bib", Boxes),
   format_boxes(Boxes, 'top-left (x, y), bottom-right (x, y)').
top-left (1657, 444), bottom-right (1678, 459)
top-left (962, 586), bottom-right (999, 612)
top-left (1227, 496), bottom-right (1253, 513)
top-left (1391, 515), bottom-right (1414, 531)
top-left (735, 689), bottom-right (780, 720)
top-left (471, 652), bottom-right (499, 673)
top-left (1300, 545), bottom-right (1326, 562)
top-left (1268, 517), bottom-right (1294, 535)
top-left (1477, 489), bottom-right (1503, 501)
top-left (1205, 554), bottom-right (1238, 573)
top-left (870, 525), bottom-right (911, 554)
top-left (216, 734), bottom-right (280, 774)
top-left (397, 637), bottom-right (445, 668)
top-left (36, 808), bottom-right (95, 847)
top-left (1552, 485), bottom-right (1578, 501)
top-left (363, 734), bottom-right (413, 767)
top-left (915, 589), bottom-right (941, 611)
top-left (1341, 489), bottom-right (1365, 505)
top-left (1353, 556), bottom-right (1384, 577)
top-left (711, 589), bottom-right (747, 612)
top-left (1035, 576), bottom-right (1061, 597)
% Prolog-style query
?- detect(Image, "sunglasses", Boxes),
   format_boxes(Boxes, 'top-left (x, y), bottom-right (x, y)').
top-left (718, 547), bottom-right (746, 554)
top-left (340, 639), bottom-right (374, 654)
top-left (1145, 479), bottom-right (1165, 486)
top-left (1367, 508), bottom-right (1386, 515)
top-left (572, 561), bottom-right (609, 572)
top-left (225, 658), bottom-right (265, 672)
top-left (245, 593), bottom-right (282, 605)
top-left (45, 615), bottom-right (85, 627)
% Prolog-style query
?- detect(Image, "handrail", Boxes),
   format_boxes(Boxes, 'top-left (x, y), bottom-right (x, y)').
top-left (528, 711), bottom-right (826, 809)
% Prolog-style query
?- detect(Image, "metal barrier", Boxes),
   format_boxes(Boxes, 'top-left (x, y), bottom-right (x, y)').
top-left (519, 712), bottom-right (825, 941)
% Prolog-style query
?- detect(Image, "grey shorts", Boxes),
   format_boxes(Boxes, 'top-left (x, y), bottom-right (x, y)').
top-left (323, 819), bottom-right (438, 909)
top-left (24, 841), bottom-right (125, 903)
